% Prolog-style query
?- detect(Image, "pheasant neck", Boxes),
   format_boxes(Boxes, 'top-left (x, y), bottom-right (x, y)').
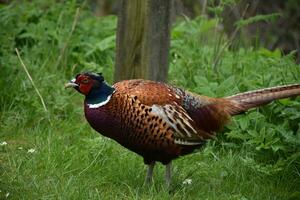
top-left (85, 82), bottom-right (115, 108)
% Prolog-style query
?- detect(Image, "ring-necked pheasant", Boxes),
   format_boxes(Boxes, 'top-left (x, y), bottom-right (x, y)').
top-left (65, 72), bottom-right (300, 186)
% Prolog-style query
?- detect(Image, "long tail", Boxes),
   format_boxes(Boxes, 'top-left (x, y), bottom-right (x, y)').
top-left (224, 83), bottom-right (300, 115)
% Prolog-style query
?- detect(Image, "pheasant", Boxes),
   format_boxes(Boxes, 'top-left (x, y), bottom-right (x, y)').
top-left (65, 72), bottom-right (300, 186)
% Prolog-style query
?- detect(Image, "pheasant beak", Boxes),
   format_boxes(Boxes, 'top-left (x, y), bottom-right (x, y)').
top-left (64, 79), bottom-right (78, 89)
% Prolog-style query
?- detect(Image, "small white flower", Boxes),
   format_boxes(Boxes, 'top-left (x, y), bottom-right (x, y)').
top-left (5, 192), bottom-right (10, 198)
top-left (27, 148), bottom-right (36, 153)
top-left (18, 147), bottom-right (23, 150)
top-left (0, 141), bottom-right (7, 146)
top-left (182, 178), bottom-right (192, 185)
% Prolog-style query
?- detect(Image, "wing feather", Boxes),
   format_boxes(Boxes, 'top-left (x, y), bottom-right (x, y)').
top-left (151, 103), bottom-right (205, 145)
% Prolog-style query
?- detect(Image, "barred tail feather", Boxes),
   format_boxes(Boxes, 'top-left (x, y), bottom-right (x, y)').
top-left (224, 83), bottom-right (300, 115)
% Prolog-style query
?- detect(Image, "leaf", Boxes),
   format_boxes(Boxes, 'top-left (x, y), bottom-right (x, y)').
top-left (216, 75), bottom-right (236, 96)
top-left (278, 98), bottom-right (293, 106)
top-left (96, 35), bottom-right (116, 51)
top-left (258, 48), bottom-right (281, 58)
top-left (238, 117), bottom-right (249, 131)
top-left (226, 130), bottom-right (249, 140)
top-left (271, 144), bottom-right (285, 152)
top-left (247, 111), bottom-right (265, 121)
top-left (199, 18), bottom-right (218, 34)
top-left (235, 13), bottom-right (281, 28)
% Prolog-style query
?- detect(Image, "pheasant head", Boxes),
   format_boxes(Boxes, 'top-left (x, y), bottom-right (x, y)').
top-left (65, 72), bottom-right (115, 107)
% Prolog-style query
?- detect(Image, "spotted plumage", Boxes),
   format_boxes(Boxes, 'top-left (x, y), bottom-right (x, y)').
top-left (83, 79), bottom-right (207, 165)
top-left (65, 72), bottom-right (300, 186)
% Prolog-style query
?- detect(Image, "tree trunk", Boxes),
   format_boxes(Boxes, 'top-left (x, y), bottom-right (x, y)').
top-left (114, 0), bottom-right (172, 82)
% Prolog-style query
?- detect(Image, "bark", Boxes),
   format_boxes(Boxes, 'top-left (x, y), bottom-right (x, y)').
top-left (114, 0), bottom-right (172, 82)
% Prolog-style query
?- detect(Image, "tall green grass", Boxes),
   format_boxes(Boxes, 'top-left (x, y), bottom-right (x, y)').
top-left (0, 1), bottom-right (299, 199)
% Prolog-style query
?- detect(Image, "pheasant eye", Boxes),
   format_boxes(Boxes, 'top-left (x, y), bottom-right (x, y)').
top-left (82, 79), bottom-right (89, 84)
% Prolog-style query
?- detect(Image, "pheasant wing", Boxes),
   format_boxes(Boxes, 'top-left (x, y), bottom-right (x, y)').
top-left (150, 103), bottom-right (206, 145)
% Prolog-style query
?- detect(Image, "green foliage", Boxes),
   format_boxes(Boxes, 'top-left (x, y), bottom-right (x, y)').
top-left (235, 13), bottom-right (282, 29)
top-left (0, 0), bottom-right (299, 199)
top-left (0, 0), bottom-right (116, 122)
top-left (207, 0), bottom-right (239, 16)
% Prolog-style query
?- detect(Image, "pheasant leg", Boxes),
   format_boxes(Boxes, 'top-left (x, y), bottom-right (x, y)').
top-left (145, 162), bottom-right (155, 184)
top-left (165, 162), bottom-right (172, 187)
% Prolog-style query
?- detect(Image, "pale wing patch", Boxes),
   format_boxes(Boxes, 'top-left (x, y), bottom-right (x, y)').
top-left (151, 104), bottom-right (203, 145)
top-left (174, 138), bottom-right (204, 145)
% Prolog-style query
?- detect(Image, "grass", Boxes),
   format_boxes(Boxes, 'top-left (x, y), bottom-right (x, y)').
top-left (0, 1), bottom-right (300, 199)
top-left (1, 130), bottom-right (298, 199)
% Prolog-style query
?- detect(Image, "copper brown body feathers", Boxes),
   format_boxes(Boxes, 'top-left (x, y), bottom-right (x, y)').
top-left (85, 80), bottom-right (209, 164)
top-left (66, 72), bottom-right (300, 185)
top-left (83, 79), bottom-right (300, 164)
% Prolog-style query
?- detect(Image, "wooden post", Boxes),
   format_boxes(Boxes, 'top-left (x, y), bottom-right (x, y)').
top-left (114, 0), bottom-right (172, 82)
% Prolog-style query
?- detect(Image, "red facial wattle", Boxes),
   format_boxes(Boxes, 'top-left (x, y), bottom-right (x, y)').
top-left (78, 82), bottom-right (93, 95)
top-left (75, 75), bottom-right (94, 95)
